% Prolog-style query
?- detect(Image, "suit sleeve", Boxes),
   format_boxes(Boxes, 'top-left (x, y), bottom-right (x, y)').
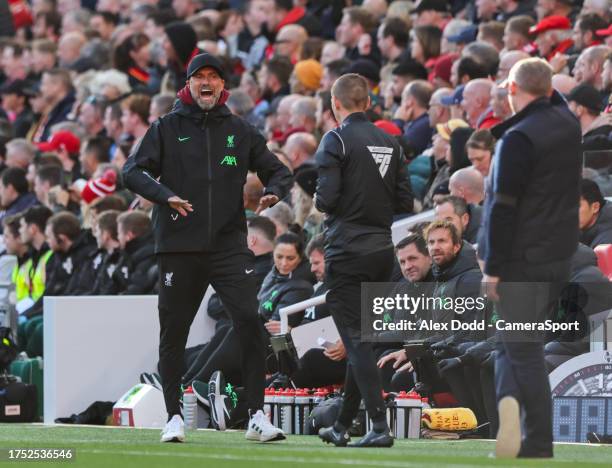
top-left (247, 125), bottom-right (293, 200)
top-left (314, 131), bottom-right (344, 214)
top-left (394, 147), bottom-right (414, 214)
top-left (122, 122), bottom-right (177, 205)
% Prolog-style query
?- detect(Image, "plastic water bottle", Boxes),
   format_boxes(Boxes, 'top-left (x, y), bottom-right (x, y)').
top-left (183, 386), bottom-right (197, 430)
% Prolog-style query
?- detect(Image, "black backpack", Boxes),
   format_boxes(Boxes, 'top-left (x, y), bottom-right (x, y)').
top-left (0, 327), bottom-right (17, 373)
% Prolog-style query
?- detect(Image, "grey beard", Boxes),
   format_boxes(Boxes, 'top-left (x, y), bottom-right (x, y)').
top-left (195, 95), bottom-right (219, 110)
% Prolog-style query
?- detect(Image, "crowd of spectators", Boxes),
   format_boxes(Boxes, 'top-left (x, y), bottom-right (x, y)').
top-left (1, 0), bottom-right (612, 431)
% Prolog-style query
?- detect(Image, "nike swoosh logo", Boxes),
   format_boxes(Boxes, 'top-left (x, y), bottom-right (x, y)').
top-left (171, 214), bottom-right (178, 221)
top-left (245, 269), bottom-right (254, 274)
top-left (178, 136), bottom-right (191, 142)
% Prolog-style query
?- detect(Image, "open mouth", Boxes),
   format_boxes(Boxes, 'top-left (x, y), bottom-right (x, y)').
top-left (200, 88), bottom-right (214, 98)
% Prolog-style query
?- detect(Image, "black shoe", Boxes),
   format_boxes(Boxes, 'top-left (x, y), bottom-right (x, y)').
top-left (517, 445), bottom-right (553, 458)
top-left (587, 432), bottom-right (612, 444)
top-left (348, 428), bottom-right (394, 448)
top-left (319, 426), bottom-right (351, 447)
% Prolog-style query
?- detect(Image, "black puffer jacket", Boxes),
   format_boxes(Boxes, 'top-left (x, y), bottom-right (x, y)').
top-left (112, 233), bottom-right (157, 294)
top-left (123, 86), bottom-right (293, 254)
top-left (580, 201), bottom-right (612, 248)
top-left (90, 250), bottom-right (121, 295)
top-left (257, 260), bottom-right (314, 327)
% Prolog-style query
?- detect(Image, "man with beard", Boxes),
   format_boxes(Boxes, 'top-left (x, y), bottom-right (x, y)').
top-left (123, 53), bottom-right (293, 444)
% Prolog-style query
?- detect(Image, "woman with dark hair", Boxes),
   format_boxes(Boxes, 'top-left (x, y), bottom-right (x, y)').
top-left (112, 33), bottom-right (157, 95)
top-left (258, 232), bottom-right (314, 334)
top-left (411, 26), bottom-right (442, 79)
top-left (422, 119), bottom-right (472, 208)
top-left (466, 129), bottom-right (495, 177)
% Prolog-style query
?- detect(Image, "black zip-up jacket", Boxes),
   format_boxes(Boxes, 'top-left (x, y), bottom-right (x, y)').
top-left (113, 233), bottom-right (157, 295)
top-left (257, 260), bottom-right (314, 327)
top-left (580, 201), bottom-right (612, 248)
top-left (122, 87), bottom-right (293, 253)
top-left (90, 249), bottom-right (121, 295)
top-left (315, 112), bottom-right (413, 259)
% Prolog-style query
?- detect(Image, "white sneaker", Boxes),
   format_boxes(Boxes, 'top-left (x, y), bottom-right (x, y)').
top-left (245, 410), bottom-right (285, 442)
top-left (160, 415), bottom-right (185, 443)
top-left (495, 396), bottom-right (521, 458)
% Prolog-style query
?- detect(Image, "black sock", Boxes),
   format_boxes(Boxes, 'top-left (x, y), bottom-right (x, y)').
top-left (372, 417), bottom-right (388, 433)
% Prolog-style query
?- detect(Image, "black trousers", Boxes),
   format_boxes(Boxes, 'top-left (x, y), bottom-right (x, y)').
top-left (326, 248), bottom-right (395, 429)
top-left (291, 348), bottom-right (346, 388)
top-left (182, 323), bottom-right (243, 386)
top-left (495, 258), bottom-right (570, 454)
top-left (157, 249), bottom-right (266, 417)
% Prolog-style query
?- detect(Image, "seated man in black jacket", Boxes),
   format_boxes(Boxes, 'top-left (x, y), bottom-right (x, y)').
top-left (579, 178), bottom-right (612, 248)
top-left (112, 211), bottom-right (156, 295)
top-left (89, 210), bottom-right (122, 295)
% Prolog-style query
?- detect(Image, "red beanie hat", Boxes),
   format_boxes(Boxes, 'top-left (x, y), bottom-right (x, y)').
top-left (81, 169), bottom-right (117, 204)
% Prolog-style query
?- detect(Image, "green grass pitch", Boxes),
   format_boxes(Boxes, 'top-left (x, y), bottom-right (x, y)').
top-left (1, 424), bottom-right (611, 467)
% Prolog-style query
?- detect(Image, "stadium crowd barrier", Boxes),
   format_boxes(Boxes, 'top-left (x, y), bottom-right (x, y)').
top-left (43, 292), bottom-right (215, 424)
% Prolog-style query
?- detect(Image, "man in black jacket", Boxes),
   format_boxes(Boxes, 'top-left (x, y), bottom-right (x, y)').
top-left (480, 58), bottom-right (582, 459)
top-left (315, 73), bottom-right (413, 448)
top-left (112, 211), bottom-right (156, 295)
top-left (123, 53), bottom-right (292, 443)
top-left (579, 178), bottom-right (612, 248)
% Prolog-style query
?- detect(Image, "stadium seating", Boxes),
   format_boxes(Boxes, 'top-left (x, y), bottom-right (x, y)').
top-left (594, 244), bottom-right (612, 280)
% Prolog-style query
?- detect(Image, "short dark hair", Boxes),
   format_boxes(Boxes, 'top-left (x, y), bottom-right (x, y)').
top-left (1, 167), bottom-right (28, 194)
top-left (274, 0), bottom-right (293, 12)
top-left (331, 73), bottom-right (369, 111)
top-left (36, 11), bottom-right (62, 37)
top-left (395, 234), bottom-right (428, 256)
top-left (118, 211), bottom-right (151, 238)
top-left (266, 56), bottom-right (293, 86)
top-left (275, 231), bottom-right (305, 258)
top-left (97, 209), bottom-right (120, 241)
top-left (577, 13), bottom-right (608, 36)
top-left (325, 58), bottom-right (350, 79)
top-left (93, 10), bottom-right (120, 26)
top-left (49, 212), bottom-right (81, 242)
top-left (435, 195), bottom-right (468, 217)
top-left (306, 233), bottom-right (325, 257)
top-left (83, 136), bottom-right (112, 164)
top-left (581, 178), bottom-right (605, 207)
top-left (23, 205), bottom-right (53, 232)
top-left (406, 80), bottom-right (433, 109)
top-left (457, 57), bottom-right (488, 81)
top-left (247, 215), bottom-right (276, 244)
top-left (318, 90), bottom-right (332, 114)
top-left (36, 164), bottom-right (64, 188)
top-left (382, 17), bottom-right (410, 49)
top-left (2, 214), bottom-right (21, 238)
top-left (90, 194), bottom-right (127, 215)
top-left (424, 220), bottom-right (461, 246)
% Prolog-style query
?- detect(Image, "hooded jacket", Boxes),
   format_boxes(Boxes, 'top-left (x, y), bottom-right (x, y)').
top-left (580, 201), bottom-right (612, 248)
top-left (123, 86), bottom-right (293, 254)
top-left (429, 241), bottom-right (484, 343)
top-left (257, 260), bottom-right (314, 327)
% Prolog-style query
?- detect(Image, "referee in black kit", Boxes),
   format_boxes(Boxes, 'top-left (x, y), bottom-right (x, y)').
top-left (123, 53), bottom-right (292, 443)
top-left (315, 74), bottom-right (413, 447)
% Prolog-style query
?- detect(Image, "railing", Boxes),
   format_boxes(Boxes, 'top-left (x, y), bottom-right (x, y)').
top-left (278, 293), bottom-right (327, 334)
